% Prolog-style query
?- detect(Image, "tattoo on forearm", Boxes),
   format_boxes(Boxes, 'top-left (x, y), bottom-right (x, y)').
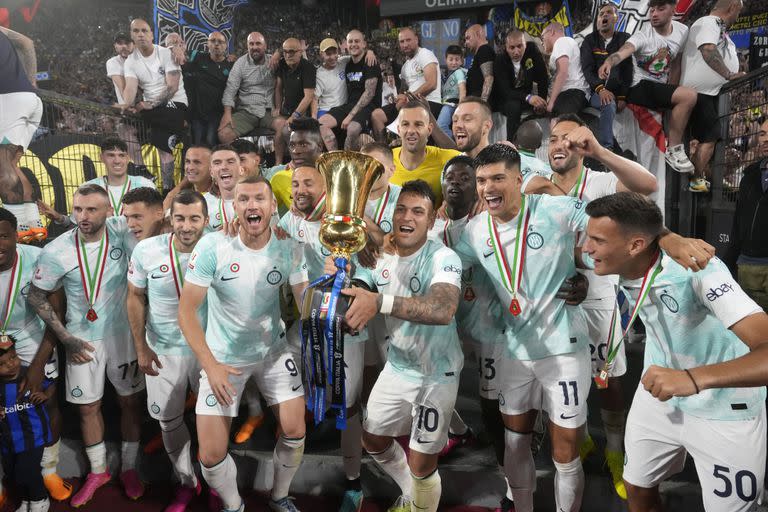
top-left (350, 78), bottom-right (377, 117)
top-left (481, 76), bottom-right (494, 101)
top-left (605, 53), bottom-right (622, 67)
top-left (700, 46), bottom-right (731, 79)
top-left (28, 285), bottom-right (74, 343)
top-left (391, 283), bottom-right (459, 325)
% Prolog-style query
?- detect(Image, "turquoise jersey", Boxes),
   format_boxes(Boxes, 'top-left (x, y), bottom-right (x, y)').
top-left (0, 244), bottom-right (45, 352)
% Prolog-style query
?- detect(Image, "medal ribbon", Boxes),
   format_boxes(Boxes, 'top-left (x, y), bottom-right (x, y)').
top-left (0, 250), bottom-right (23, 335)
top-left (487, 195), bottom-right (530, 312)
top-left (597, 251), bottom-right (663, 385)
top-left (551, 165), bottom-right (588, 200)
top-left (372, 186), bottom-right (391, 226)
top-left (442, 219), bottom-right (453, 247)
top-left (218, 198), bottom-right (231, 225)
top-left (168, 234), bottom-right (184, 298)
top-left (306, 192), bottom-right (326, 222)
top-left (105, 177), bottom-right (131, 214)
top-left (75, 229), bottom-right (109, 314)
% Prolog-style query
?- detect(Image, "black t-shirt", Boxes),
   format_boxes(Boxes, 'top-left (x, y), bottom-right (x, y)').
top-left (344, 56), bottom-right (381, 109)
top-left (0, 31), bottom-right (35, 95)
top-left (183, 51), bottom-right (233, 120)
top-left (466, 44), bottom-right (495, 97)
top-left (276, 58), bottom-right (317, 116)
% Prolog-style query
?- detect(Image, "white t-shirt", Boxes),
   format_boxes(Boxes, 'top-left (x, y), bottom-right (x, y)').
top-left (628, 21), bottom-right (689, 85)
top-left (105, 55), bottom-right (126, 104)
top-left (400, 47), bottom-right (442, 104)
top-left (315, 62), bottom-right (348, 111)
top-left (681, 15), bottom-right (738, 96)
top-left (549, 37), bottom-right (590, 94)
top-left (124, 45), bottom-right (188, 105)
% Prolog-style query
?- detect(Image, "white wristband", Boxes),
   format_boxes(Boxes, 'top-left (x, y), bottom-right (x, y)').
top-left (379, 294), bottom-right (394, 315)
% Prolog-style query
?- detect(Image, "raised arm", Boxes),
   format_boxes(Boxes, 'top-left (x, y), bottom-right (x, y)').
top-left (0, 26), bottom-right (37, 86)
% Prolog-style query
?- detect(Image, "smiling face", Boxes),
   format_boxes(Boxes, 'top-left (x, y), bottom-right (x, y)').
top-left (452, 102), bottom-right (490, 155)
top-left (393, 192), bottom-right (434, 253)
top-left (291, 166), bottom-right (325, 216)
top-left (476, 161), bottom-right (523, 223)
top-left (171, 200), bottom-right (208, 249)
top-left (73, 192), bottom-right (110, 236)
top-left (0, 220), bottom-right (16, 271)
top-left (346, 30), bottom-right (366, 59)
top-left (184, 147), bottom-right (211, 185)
top-left (235, 180), bottom-right (275, 238)
top-left (101, 147), bottom-right (129, 179)
top-left (397, 107), bottom-right (432, 154)
top-left (442, 162), bottom-right (477, 212)
top-left (548, 120), bottom-right (582, 175)
top-left (210, 149), bottom-right (241, 193)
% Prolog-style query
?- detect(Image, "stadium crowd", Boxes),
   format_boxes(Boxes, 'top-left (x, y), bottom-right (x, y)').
top-left (1, 0), bottom-right (768, 512)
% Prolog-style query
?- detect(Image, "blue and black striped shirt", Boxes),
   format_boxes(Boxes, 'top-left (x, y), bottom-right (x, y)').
top-left (0, 372), bottom-right (52, 454)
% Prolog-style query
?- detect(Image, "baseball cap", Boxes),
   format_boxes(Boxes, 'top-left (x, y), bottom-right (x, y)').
top-left (319, 38), bottom-right (338, 53)
top-left (114, 33), bottom-right (131, 44)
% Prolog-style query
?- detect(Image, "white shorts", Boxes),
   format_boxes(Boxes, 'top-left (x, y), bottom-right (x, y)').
top-left (625, 385), bottom-right (766, 511)
top-left (16, 341), bottom-right (59, 380)
top-left (196, 351), bottom-right (304, 417)
top-left (364, 314), bottom-right (389, 367)
top-left (584, 307), bottom-right (627, 378)
top-left (146, 354), bottom-right (202, 420)
top-left (364, 364), bottom-right (459, 455)
top-left (498, 350), bottom-right (591, 429)
top-left (65, 336), bottom-right (145, 404)
top-left (472, 342), bottom-right (505, 400)
top-left (0, 92), bottom-right (42, 150)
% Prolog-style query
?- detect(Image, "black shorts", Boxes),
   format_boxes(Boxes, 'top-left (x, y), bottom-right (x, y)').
top-left (552, 89), bottom-right (588, 116)
top-left (627, 80), bottom-right (676, 110)
top-left (379, 100), bottom-right (443, 124)
top-left (689, 93), bottom-right (720, 143)
top-left (326, 102), bottom-right (375, 129)
top-left (140, 102), bottom-right (188, 153)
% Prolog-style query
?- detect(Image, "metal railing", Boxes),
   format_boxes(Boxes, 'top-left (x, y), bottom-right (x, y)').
top-left (19, 90), bottom-right (182, 217)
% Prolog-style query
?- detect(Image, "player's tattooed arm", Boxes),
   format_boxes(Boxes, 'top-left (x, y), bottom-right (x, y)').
top-left (391, 283), bottom-right (460, 325)
top-left (349, 77), bottom-right (378, 118)
top-left (27, 284), bottom-right (94, 363)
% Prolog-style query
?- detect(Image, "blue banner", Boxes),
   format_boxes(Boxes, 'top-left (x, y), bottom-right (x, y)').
top-left (153, 0), bottom-right (248, 53)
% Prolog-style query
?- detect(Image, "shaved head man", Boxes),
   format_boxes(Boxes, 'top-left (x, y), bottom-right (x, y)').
top-left (187, 30), bottom-right (232, 146)
top-left (464, 24), bottom-right (495, 101)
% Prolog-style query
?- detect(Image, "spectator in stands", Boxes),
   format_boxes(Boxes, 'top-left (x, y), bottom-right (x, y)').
top-left (231, 138), bottom-right (262, 176)
top-left (122, 18), bottom-right (188, 193)
top-left (274, 37), bottom-right (316, 165)
top-left (371, 27), bottom-right (442, 142)
top-left (581, 3), bottom-right (633, 151)
top-left (105, 33), bottom-right (145, 170)
top-left (218, 32), bottom-right (279, 150)
top-left (183, 31), bottom-right (233, 147)
top-left (391, 100), bottom-right (460, 204)
top-left (599, 0), bottom-right (698, 174)
top-left (464, 24), bottom-right (495, 102)
top-left (540, 22), bottom-right (590, 115)
top-left (725, 118), bottom-right (768, 312)
top-left (319, 30), bottom-right (381, 151)
top-left (313, 38), bottom-right (347, 120)
top-left (681, 0), bottom-right (745, 192)
top-left (436, 45), bottom-right (467, 140)
top-left (491, 29), bottom-right (549, 140)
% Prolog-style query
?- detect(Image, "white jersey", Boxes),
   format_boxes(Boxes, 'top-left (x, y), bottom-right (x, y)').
top-left (622, 254), bottom-right (764, 421)
top-left (84, 175), bottom-right (157, 215)
top-left (123, 44), bottom-right (188, 105)
top-left (278, 212), bottom-right (328, 280)
top-left (356, 239), bottom-right (463, 382)
top-left (106, 55), bottom-right (126, 104)
top-left (364, 184), bottom-right (401, 234)
top-left (400, 47), bottom-right (442, 104)
top-left (0, 244), bottom-right (45, 352)
top-left (203, 192), bottom-right (235, 230)
top-left (519, 150), bottom-right (552, 179)
top-left (453, 195), bottom-right (589, 360)
top-left (33, 217), bottom-right (132, 342)
top-left (185, 231), bottom-right (308, 365)
top-left (628, 21), bottom-right (689, 85)
top-left (315, 61), bottom-right (348, 111)
top-left (429, 216), bottom-right (506, 345)
top-left (549, 37), bottom-right (590, 94)
top-left (128, 233), bottom-right (206, 356)
top-left (681, 15), bottom-right (738, 96)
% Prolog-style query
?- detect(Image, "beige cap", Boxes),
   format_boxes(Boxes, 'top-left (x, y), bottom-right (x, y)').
top-left (319, 38), bottom-right (338, 52)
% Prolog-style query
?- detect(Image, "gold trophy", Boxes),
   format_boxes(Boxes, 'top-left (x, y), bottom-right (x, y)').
top-left (300, 151), bottom-right (383, 429)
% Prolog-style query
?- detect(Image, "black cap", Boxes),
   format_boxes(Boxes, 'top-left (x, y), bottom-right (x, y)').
top-left (114, 33), bottom-right (131, 44)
